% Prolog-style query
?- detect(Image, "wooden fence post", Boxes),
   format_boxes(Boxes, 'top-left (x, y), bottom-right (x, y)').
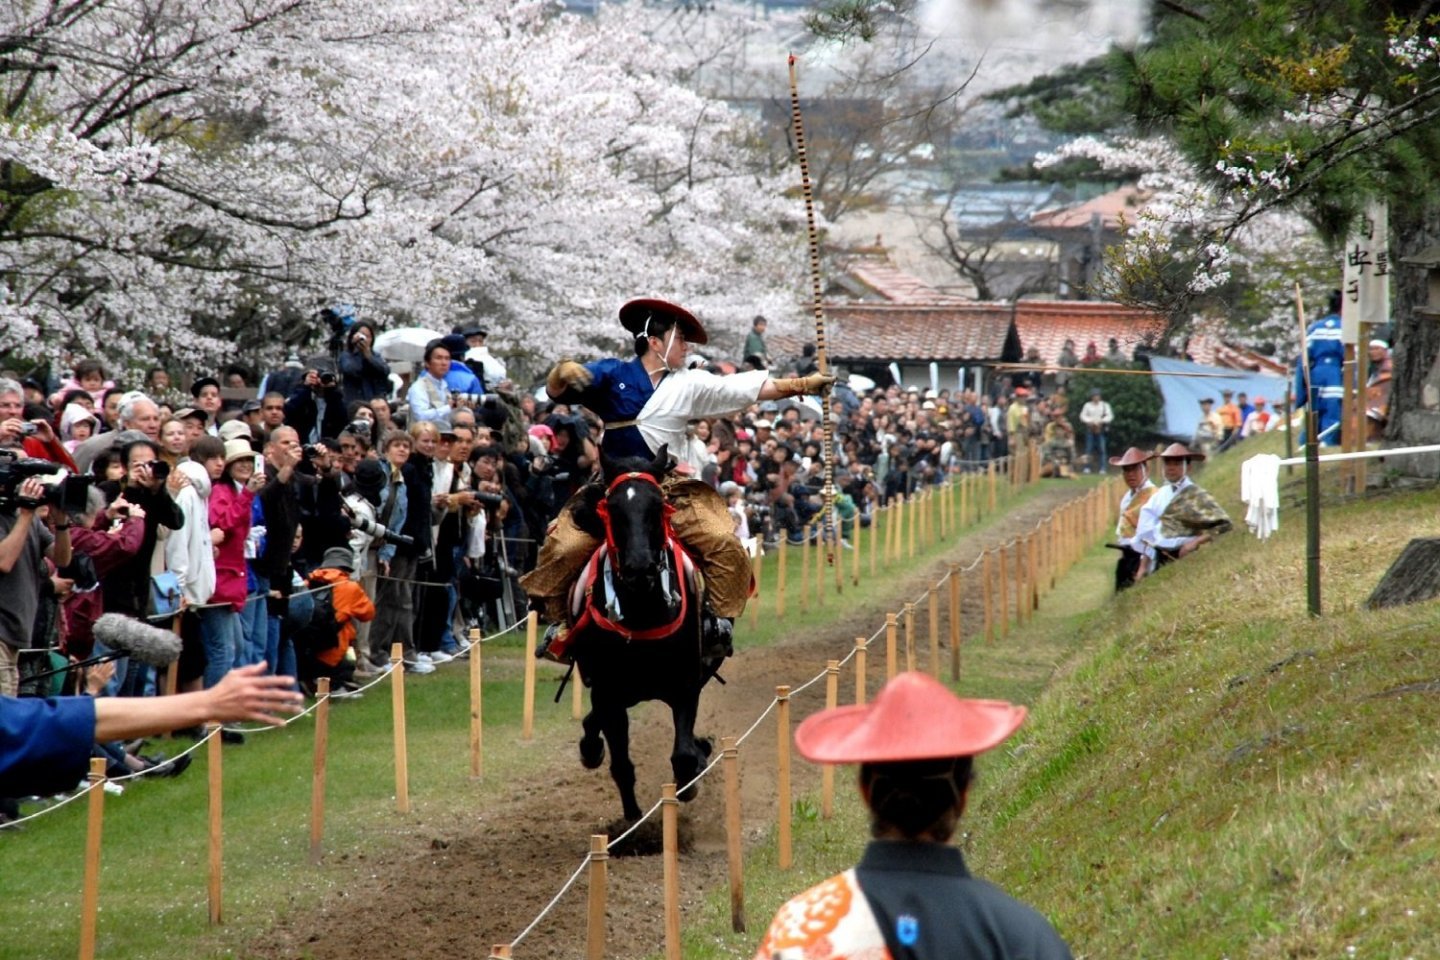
top-left (309, 677), bottom-right (331, 864)
top-left (928, 584), bottom-right (941, 678)
top-left (948, 563), bottom-right (962, 681)
top-left (722, 737), bottom-right (746, 933)
top-left (207, 723), bottom-right (223, 925)
top-left (390, 643), bottom-right (410, 813)
top-left (982, 550), bottom-right (994, 643)
top-left (822, 661), bottom-right (839, 818)
top-left (662, 783), bottom-right (681, 960)
top-left (522, 611), bottom-right (537, 741)
top-left (776, 540), bottom-right (787, 620)
top-left (470, 628), bottom-right (483, 778)
top-left (776, 685), bottom-right (792, 870)
top-left (885, 613), bottom-right (898, 680)
top-left (903, 601), bottom-right (916, 673)
top-left (78, 757), bottom-right (106, 960)
top-left (800, 524), bottom-right (812, 614)
top-left (586, 834), bottom-right (609, 960)
top-left (854, 637), bottom-right (868, 705)
top-left (997, 544), bottom-right (1011, 639)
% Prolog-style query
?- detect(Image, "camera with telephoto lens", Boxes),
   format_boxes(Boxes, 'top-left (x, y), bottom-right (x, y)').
top-left (472, 489), bottom-right (504, 507)
top-left (346, 512), bottom-right (415, 548)
top-left (319, 371), bottom-right (337, 388)
top-left (0, 452), bottom-right (93, 513)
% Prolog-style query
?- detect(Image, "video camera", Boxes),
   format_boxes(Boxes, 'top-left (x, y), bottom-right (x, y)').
top-left (0, 452), bottom-right (93, 514)
top-left (346, 511), bottom-right (415, 548)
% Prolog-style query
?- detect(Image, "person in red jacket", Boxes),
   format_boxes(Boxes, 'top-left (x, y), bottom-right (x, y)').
top-left (59, 488), bottom-right (146, 660)
top-left (301, 546), bottom-right (375, 696)
top-left (0, 378), bottom-right (78, 471)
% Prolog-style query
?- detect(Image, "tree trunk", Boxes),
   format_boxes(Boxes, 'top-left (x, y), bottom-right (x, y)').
top-left (1388, 200), bottom-right (1440, 476)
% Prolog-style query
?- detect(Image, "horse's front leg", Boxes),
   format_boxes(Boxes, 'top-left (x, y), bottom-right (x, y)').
top-left (596, 697), bottom-right (641, 822)
top-left (669, 684), bottom-right (708, 803)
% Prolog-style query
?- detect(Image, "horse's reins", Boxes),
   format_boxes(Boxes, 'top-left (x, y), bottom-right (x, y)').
top-left (584, 471), bottom-right (691, 642)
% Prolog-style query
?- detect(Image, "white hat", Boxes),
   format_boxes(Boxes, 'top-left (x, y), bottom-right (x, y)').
top-left (1370, 339), bottom-right (1389, 350)
top-left (753, 419), bottom-right (773, 429)
top-left (218, 420), bottom-right (252, 442)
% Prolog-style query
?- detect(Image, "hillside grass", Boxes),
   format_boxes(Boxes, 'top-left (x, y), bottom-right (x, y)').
top-left (678, 430), bottom-right (1440, 959)
top-left (0, 473), bottom-right (1057, 960)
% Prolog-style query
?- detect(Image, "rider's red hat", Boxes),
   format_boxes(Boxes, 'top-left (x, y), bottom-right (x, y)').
top-left (619, 298), bottom-right (709, 346)
top-left (794, 672), bottom-right (1026, 764)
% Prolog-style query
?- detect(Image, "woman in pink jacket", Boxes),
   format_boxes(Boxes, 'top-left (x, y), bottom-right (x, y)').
top-left (206, 439), bottom-right (265, 687)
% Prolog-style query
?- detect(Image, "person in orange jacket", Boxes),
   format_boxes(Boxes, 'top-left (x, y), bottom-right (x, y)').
top-left (301, 546), bottom-right (375, 696)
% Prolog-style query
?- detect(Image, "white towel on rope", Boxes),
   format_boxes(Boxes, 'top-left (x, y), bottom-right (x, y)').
top-left (1240, 454), bottom-right (1281, 540)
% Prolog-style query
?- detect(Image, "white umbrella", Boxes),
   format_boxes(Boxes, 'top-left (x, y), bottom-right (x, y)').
top-left (373, 326), bottom-right (444, 364)
top-left (847, 373), bottom-right (876, 392)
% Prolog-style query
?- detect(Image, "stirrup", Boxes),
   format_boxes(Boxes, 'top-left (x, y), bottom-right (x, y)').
top-left (536, 622), bottom-right (572, 663)
top-left (702, 613), bottom-right (733, 660)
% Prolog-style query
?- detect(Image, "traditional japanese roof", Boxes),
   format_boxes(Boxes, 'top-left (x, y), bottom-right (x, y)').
top-left (1010, 300), bottom-right (1165, 366)
top-left (842, 259), bottom-right (970, 304)
top-left (1029, 186), bottom-right (1148, 232)
top-left (822, 302), bottom-right (1020, 363)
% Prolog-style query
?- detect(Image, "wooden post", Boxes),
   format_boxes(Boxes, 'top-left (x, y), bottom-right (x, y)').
top-left (997, 543), bottom-right (1010, 638)
top-left (907, 492), bottom-right (917, 559)
top-left (854, 637), bottom-right (868, 705)
top-left (814, 523), bottom-right (826, 608)
top-left (1015, 536), bottom-right (1029, 625)
top-left (207, 723), bottom-right (223, 925)
top-left (470, 627), bottom-right (483, 779)
top-left (78, 757), bottom-right (106, 960)
top-left (522, 611), bottom-right (537, 741)
top-left (1047, 517), bottom-right (1058, 590)
top-left (800, 524), bottom-right (812, 613)
top-left (822, 661), bottom-right (839, 818)
top-left (903, 602), bottom-right (916, 673)
top-left (868, 503), bottom-right (878, 578)
top-left (309, 677), bottom-right (331, 865)
top-left (390, 643), bottom-right (410, 814)
top-left (834, 522), bottom-right (845, 596)
top-left (982, 550), bottom-right (994, 643)
top-left (586, 834), bottom-right (608, 960)
top-left (928, 583), bottom-right (941, 678)
top-left (749, 549), bottom-right (762, 632)
top-left (885, 613), bottom-right (898, 680)
top-left (852, 510), bottom-right (862, 586)
top-left (948, 563), bottom-right (962, 681)
top-left (776, 685), bottom-right (792, 870)
top-left (1028, 532), bottom-right (1040, 612)
top-left (662, 782), bottom-right (682, 960)
top-left (776, 539), bottom-right (787, 620)
top-left (987, 459), bottom-right (997, 512)
top-left (722, 737), bottom-right (746, 933)
top-left (488, 946), bottom-right (512, 959)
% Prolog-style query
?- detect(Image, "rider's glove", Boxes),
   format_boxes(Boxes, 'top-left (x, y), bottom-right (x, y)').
top-left (546, 359), bottom-right (593, 398)
top-left (772, 372), bottom-right (835, 397)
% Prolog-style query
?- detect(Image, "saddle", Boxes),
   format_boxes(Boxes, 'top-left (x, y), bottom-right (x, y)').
top-left (549, 538), bottom-right (700, 660)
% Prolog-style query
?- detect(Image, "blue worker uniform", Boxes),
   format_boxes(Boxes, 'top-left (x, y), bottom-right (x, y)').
top-left (1, 696), bottom-right (95, 796)
top-left (1294, 312), bottom-right (1345, 446)
top-left (567, 357), bottom-right (656, 460)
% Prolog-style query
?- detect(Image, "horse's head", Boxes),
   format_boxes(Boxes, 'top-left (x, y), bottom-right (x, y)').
top-left (599, 444), bottom-right (671, 587)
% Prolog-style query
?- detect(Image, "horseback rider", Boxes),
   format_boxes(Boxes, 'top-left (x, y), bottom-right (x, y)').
top-left (522, 298), bottom-right (834, 661)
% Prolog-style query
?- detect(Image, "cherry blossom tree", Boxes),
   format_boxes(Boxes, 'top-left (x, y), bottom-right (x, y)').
top-left (1, 0), bottom-right (803, 377)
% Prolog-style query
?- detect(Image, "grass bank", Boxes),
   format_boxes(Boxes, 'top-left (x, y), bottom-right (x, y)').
top-left (678, 431), bottom-right (1440, 958)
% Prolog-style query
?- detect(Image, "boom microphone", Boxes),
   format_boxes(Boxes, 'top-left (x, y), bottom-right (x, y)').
top-left (93, 613), bottom-right (183, 668)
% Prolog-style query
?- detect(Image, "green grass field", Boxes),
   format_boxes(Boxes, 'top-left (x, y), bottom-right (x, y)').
top-left (674, 430), bottom-right (1440, 959)
top-left (0, 472), bottom-right (1055, 960)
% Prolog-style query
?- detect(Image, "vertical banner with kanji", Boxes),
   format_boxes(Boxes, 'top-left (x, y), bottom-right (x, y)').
top-left (1341, 202), bottom-right (1390, 344)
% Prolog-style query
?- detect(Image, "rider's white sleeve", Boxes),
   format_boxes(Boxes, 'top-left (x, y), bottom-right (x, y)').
top-left (637, 369), bottom-right (769, 468)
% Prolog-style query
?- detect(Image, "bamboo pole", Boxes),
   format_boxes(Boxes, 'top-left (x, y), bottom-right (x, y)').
top-left (78, 757), bottom-right (106, 960)
top-left (207, 722), bottom-right (223, 925)
top-left (309, 677), bottom-right (331, 865)
top-left (722, 737), bottom-right (746, 933)
top-left (885, 612), bottom-right (898, 680)
top-left (776, 539), bottom-right (787, 620)
top-left (470, 627), bottom-right (483, 779)
top-left (522, 611), bottom-right (537, 741)
top-left (390, 643), bottom-right (410, 814)
top-left (822, 661), bottom-right (838, 818)
top-left (948, 563), bottom-right (962, 681)
top-left (854, 637), bottom-right (868, 705)
top-left (776, 685), bottom-right (792, 870)
top-left (586, 834), bottom-right (608, 960)
top-left (662, 783), bottom-right (681, 960)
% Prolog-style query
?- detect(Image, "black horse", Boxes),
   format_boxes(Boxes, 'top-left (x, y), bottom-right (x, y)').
top-left (566, 444), bottom-right (724, 822)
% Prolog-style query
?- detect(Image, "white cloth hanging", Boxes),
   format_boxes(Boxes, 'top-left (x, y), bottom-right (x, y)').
top-left (1240, 454), bottom-right (1281, 540)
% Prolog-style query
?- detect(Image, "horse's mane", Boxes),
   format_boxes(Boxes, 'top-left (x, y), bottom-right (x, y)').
top-left (567, 453), bottom-right (671, 541)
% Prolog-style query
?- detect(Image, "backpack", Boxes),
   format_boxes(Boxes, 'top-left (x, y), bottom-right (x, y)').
top-left (292, 581), bottom-right (340, 653)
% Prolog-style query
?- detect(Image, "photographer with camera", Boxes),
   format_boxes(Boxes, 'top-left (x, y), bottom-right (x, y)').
top-left (284, 366), bottom-right (347, 445)
top-left (98, 440), bottom-right (187, 627)
top-left (0, 377), bottom-right (77, 472)
top-left (0, 476), bottom-right (73, 697)
top-left (337, 320), bottom-right (392, 409)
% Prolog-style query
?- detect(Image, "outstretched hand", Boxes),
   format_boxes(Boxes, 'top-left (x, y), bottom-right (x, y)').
top-left (204, 663), bottom-right (305, 726)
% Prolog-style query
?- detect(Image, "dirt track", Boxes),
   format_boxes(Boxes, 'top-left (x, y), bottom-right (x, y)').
top-left (246, 485), bottom-right (1092, 960)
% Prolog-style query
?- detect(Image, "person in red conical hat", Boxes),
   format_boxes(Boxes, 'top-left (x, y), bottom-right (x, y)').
top-left (752, 672), bottom-right (1073, 960)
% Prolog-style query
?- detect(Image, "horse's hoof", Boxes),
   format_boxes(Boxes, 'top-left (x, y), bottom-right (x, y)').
top-left (678, 781), bottom-right (700, 803)
top-left (695, 737), bottom-right (713, 758)
top-left (579, 737), bottom-right (605, 769)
